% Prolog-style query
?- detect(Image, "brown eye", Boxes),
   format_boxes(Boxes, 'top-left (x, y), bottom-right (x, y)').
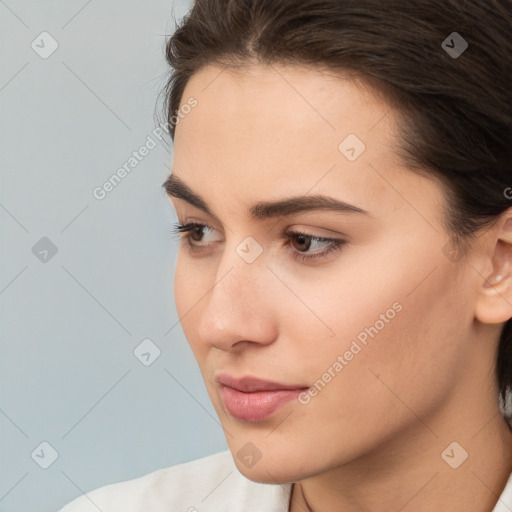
top-left (190, 225), bottom-right (206, 242)
top-left (291, 233), bottom-right (312, 252)
top-left (285, 230), bottom-right (347, 262)
top-left (171, 222), bottom-right (221, 245)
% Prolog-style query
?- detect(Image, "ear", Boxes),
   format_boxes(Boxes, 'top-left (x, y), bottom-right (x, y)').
top-left (474, 210), bottom-right (512, 324)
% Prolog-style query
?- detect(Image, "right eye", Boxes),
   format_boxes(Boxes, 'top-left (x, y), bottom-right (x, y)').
top-left (171, 222), bottom-right (222, 246)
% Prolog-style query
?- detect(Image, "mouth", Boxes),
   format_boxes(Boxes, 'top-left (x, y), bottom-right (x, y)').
top-left (216, 373), bottom-right (309, 422)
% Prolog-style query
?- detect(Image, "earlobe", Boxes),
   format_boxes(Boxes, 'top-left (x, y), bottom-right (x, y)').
top-left (474, 212), bottom-right (512, 325)
top-left (483, 274), bottom-right (505, 286)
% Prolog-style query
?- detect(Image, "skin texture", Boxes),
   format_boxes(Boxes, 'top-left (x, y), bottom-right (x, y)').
top-left (167, 63), bottom-right (512, 512)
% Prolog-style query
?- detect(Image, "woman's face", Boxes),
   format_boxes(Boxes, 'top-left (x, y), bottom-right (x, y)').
top-left (168, 63), bottom-right (489, 483)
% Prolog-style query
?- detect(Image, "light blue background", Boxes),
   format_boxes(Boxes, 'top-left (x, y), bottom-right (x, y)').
top-left (0, 1), bottom-right (228, 511)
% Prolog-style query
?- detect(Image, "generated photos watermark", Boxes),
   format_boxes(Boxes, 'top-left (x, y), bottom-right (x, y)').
top-left (92, 96), bottom-right (198, 201)
top-left (298, 301), bottom-right (403, 404)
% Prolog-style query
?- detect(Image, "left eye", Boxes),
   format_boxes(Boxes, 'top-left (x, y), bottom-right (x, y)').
top-left (170, 222), bottom-right (346, 262)
top-left (285, 230), bottom-right (346, 261)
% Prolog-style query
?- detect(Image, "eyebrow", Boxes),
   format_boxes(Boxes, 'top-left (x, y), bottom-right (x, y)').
top-left (162, 173), bottom-right (370, 220)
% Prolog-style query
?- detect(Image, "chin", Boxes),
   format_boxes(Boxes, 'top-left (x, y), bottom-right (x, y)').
top-left (229, 446), bottom-right (317, 485)
top-left (232, 458), bottom-right (294, 484)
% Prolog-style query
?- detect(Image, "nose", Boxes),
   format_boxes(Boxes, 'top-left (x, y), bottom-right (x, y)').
top-left (197, 250), bottom-right (278, 352)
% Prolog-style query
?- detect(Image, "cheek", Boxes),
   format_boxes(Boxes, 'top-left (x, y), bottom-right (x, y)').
top-left (294, 235), bottom-right (467, 400)
top-left (305, 260), bottom-right (468, 430)
top-left (173, 255), bottom-right (190, 320)
top-left (173, 255), bottom-right (207, 353)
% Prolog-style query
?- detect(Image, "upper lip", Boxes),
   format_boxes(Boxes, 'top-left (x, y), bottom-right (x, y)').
top-left (216, 373), bottom-right (308, 392)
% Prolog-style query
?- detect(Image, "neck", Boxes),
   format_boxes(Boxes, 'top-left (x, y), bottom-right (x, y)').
top-left (290, 405), bottom-right (512, 512)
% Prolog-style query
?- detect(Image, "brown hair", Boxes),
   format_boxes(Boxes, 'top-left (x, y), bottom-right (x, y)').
top-left (160, 0), bottom-right (512, 428)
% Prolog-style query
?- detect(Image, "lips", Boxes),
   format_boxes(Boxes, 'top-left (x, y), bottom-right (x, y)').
top-left (216, 374), bottom-right (308, 422)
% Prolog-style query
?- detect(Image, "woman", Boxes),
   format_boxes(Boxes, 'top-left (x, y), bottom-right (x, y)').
top-left (60, 0), bottom-right (512, 510)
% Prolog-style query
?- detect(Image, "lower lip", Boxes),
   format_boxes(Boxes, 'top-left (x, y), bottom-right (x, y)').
top-left (219, 385), bottom-right (305, 422)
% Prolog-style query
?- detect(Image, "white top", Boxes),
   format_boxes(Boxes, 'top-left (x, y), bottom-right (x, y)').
top-left (59, 450), bottom-right (512, 512)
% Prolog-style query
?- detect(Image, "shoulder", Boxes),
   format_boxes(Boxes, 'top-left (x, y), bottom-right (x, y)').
top-left (493, 471), bottom-right (512, 512)
top-left (59, 450), bottom-right (291, 512)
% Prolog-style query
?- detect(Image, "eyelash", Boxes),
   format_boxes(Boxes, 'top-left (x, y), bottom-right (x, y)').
top-left (170, 222), bottom-right (346, 262)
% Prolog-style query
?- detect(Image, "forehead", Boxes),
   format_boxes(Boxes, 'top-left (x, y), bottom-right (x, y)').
top-left (177, 62), bottom-right (393, 149)
top-left (172, 63), bottom-right (442, 223)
